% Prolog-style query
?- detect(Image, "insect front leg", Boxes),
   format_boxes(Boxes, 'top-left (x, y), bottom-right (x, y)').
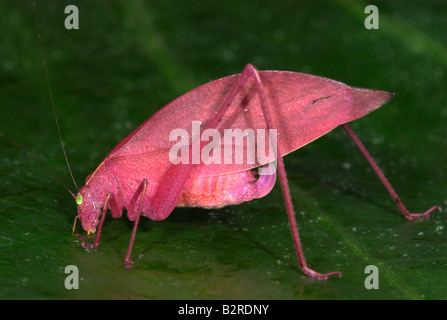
top-left (125, 179), bottom-right (149, 269)
top-left (341, 124), bottom-right (440, 220)
top-left (90, 192), bottom-right (121, 249)
top-left (76, 192), bottom-right (121, 250)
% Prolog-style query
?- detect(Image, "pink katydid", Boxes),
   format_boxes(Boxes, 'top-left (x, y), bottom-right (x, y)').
top-left (27, 3), bottom-right (438, 281)
top-left (67, 64), bottom-right (438, 280)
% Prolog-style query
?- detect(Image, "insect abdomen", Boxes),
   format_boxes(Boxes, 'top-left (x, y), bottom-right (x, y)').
top-left (177, 169), bottom-right (276, 208)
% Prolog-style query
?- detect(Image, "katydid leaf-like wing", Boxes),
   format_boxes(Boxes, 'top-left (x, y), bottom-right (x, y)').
top-left (102, 71), bottom-right (393, 186)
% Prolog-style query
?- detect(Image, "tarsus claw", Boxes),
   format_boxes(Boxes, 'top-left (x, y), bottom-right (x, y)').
top-left (302, 267), bottom-right (343, 280)
top-left (404, 205), bottom-right (440, 221)
top-left (75, 233), bottom-right (98, 250)
top-left (125, 259), bottom-right (134, 270)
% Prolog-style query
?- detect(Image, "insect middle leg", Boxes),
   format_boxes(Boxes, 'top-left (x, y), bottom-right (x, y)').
top-left (124, 179), bottom-right (149, 269)
top-left (341, 124), bottom-right (439, 220)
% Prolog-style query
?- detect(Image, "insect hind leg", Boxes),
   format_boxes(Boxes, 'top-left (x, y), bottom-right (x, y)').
top-left (341, 123), bottom-right (440, 220)
top-left (243, 65), bottom-right (342, 280)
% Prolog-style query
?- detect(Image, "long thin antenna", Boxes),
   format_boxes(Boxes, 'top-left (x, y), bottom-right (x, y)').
top-left (32, 1), bottom-right (79, 191)
top-left (1, 132), bottom-right (76, 199)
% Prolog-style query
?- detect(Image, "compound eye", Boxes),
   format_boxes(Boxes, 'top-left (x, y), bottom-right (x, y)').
top-left (76, 193), bottom-right (83, 205)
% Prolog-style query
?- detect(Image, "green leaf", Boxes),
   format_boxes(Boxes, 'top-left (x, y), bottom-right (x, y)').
top-left (0, 0), bottom-right (446, 299)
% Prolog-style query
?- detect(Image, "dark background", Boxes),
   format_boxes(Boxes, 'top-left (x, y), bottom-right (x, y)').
top-left (0, 0), bottom-right (446, 299)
